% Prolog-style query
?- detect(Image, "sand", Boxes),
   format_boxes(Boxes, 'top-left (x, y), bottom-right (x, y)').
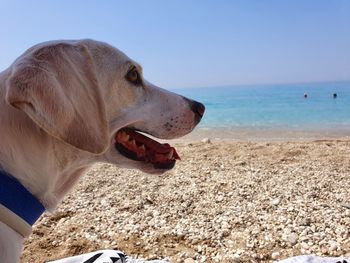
top-left (20, 137), bottom-right (350, 262)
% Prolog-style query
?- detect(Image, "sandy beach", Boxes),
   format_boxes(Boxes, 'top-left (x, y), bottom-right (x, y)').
top-left (21, 133), bottom-right (350, 263)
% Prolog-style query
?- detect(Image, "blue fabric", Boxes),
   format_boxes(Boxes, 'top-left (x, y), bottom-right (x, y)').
top-left (0, 170), bottom-right (45, 225)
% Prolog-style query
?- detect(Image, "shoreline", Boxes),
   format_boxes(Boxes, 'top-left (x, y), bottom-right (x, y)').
top-left (171, 127), bottom-right (350, 143)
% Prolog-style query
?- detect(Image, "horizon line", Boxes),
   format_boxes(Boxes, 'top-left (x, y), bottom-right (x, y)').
top-left (169, 79), bottom-right (350, 90)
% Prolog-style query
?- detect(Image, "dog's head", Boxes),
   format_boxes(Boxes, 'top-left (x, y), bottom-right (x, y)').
top-left (5, 39), bottom-right (204, 174)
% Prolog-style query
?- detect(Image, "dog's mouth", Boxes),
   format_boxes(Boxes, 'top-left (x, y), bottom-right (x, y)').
top-left (115, 128), bottom-right (180, 170)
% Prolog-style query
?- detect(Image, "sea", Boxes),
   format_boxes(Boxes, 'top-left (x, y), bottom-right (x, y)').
top-left (170, 81), bottom-right (350, 140)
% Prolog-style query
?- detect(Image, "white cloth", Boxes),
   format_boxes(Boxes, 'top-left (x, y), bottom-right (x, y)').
top-left (47, 249), bottom-right (169, 263)
top-left (278, 255), bottom-right (349, 263)
top-left (47, 250), bottom-right (350, 263)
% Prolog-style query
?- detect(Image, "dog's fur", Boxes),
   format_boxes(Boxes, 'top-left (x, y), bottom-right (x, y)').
top-left (0, 39), bottom-right (204, 263)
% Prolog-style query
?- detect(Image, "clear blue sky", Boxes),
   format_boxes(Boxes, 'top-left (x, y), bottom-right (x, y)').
top-left (0, 0), bottom-right (349, 88)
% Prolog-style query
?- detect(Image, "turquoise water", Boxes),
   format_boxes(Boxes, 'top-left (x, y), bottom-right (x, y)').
top-left (171, 81), bottom-right (350, 132)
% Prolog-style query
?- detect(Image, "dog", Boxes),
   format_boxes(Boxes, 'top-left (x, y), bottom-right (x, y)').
top-left (0, 39), bottom-right (205, 263)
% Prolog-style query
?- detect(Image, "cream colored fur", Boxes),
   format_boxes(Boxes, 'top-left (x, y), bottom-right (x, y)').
top-left (0, 39), bottom-right (203, 263)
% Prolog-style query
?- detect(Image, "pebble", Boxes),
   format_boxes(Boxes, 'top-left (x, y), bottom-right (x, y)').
top-left (271, 251), bottom-right (280, 260)
top-left (201, 138), bottom-right (211, 144)
top-left (216, 196), bottom-right (224, 202)
top-left (271, 198), bottom-right (281, 205)
top-left (288, 233), bottom-right (298, 246)
top-left (329, 241), bottom-right (338, 251)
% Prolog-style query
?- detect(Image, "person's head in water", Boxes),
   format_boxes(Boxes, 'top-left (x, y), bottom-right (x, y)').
top-left (304, 93), bottom-right (308, 99)
top-left (333, 93), bottom-right (337, 99)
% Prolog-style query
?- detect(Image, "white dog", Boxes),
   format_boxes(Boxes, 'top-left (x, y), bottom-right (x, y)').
top-left (1, 40), bottom-right (347, 263)
top-left (0, 39), bottom-right (205, 263)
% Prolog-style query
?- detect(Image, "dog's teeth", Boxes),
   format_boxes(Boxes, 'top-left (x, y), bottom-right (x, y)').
top-left (166, 149), bottom-right (174, 159)
top-left (139, 145), bottom-right (146, 151)
top-left (130, 139), bottom-right (136, 147)
top-left (118, 131), bottom-right (129, 142)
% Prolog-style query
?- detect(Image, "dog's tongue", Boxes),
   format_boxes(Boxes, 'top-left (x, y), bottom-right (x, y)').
top-left (121, 129), bottom-right (180, 159)
top-left (127, 129), bottom-right (169, 153)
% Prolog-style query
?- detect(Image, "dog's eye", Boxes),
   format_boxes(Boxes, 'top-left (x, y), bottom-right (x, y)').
top-left (126, 67), bottom-right (142, 85)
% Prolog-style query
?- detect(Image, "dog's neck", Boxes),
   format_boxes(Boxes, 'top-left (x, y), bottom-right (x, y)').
top-left (0, 71), bottom-right (97, 262)
top-left (0, 156), bottom-right (91, 263)
top-left (0, 78), bottom-right (95, 209)
top-left (0, 170), bottom-right (48, 263)
top-left (0, 142), bottom-right (92, 263)
top-left (0, 106), bottom-right (93, 209)
top-left (0, 163), bottom-right (24, 263)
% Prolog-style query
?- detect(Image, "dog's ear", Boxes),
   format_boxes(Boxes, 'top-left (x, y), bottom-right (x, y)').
top-left (5, 42), bottom-right (109, 154)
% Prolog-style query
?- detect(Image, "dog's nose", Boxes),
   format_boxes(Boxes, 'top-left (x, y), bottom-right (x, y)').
top-left (184, 97), bottom-right (205, 119)
top-left (191, 100), bottom-right (205, 118)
